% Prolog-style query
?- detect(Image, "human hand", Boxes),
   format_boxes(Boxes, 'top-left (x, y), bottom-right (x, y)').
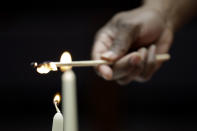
top-left (92, 7), bottom-right (174, 85)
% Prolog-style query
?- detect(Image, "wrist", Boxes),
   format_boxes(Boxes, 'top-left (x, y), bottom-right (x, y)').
top-left (141, 3), bottom-right (175, 32)
top-left (142, 0), bottom-right (197, 31)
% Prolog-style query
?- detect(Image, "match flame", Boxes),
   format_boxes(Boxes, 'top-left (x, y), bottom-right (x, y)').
top-left (36, 64), bottom-right (50, 74)
top-left (36, 62), bottom-right (57, 74)
top-left (60, 51), bottom-right (72, 71)
top-left (49, 62), bottom-right (58, 71)
top-left (54, 93), bottom-right (61, 104)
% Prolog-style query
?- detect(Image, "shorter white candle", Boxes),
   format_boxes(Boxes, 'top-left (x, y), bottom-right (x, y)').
top-left (52, 94), bottom-right (63, 131)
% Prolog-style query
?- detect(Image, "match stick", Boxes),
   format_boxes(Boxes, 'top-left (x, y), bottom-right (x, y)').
top-left (51, 53), bottom-right (170, 67)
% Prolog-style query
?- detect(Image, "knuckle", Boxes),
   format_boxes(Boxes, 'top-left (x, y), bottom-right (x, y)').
top-left (113, 11), bottom-right (126, 20)
top-left (112, 13), bottom-right (130, 28)
top-left (95, 27), bottom-right (114, 42)
top-left (117, 20), bottom-right (132, 30)
top-left (111, 13), bottom-right (142, 35)
top-left (116, 21), bottom-right (140, 34)
top-left (115, 43), bottom-right (128, 53)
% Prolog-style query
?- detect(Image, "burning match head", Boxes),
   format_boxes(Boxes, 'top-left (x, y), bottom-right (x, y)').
top-left (31, 61), bottom-right (58, 74)
top-left (31, 51), bottom-right (73, 74)
top-left (30, 61), bottom-right (52, 68)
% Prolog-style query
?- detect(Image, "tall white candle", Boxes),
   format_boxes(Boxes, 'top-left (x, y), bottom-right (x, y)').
top-left (52, 94), bottom-right (63, 131)
top-left (62, 69), bottom-right (78, 131)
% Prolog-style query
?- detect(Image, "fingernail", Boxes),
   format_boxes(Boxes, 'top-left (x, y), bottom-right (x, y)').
top-left (101, 51), bottom-right (117, 61)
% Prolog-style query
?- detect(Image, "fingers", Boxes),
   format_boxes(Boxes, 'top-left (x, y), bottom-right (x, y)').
top-left (139, 44), bottom-right (156, 81)
top-left (113, 48), bottom-right (147, 85)
top-left (91, 28), bottom-right (114, 60)
top-left (101, 24), bottom-right (140, 62)
top-left (95, 44), bottom-right (167, 84)
top-left (112, 52), bottom-right (142, 80)
top-left (91, 27), bottom-right (115, 80)
top-left (113, 45), bottom-right (157, 85)
top-left (94, 42), bottom-right (161, 84)
top-left (92, 22), bottom-right (139, 80)
top-left (98, 25), bottom-right (139, 80)
top-left (133, 45), bottom-right (156, 82)
top-left (154, 28), bottom-right (173, 70)
top-left (116, 64), bottom-right (142, 85)
top-left (133, 29), bottom-right (173, 83)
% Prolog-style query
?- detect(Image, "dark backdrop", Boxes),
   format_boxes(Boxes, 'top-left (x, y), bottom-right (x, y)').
top-left (0, 2), bottom-right (197, 131)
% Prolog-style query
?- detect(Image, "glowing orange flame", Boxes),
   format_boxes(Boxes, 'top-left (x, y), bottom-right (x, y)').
top-left (54, 93), bottom-right (61, 104)
top-left (60, 51), bottom-right (72, 71)
top-left (36, 63), bottom-right (57, 74)
top-left (49, 62), bottom-right (58, 71)
top-left (36, 64), bottom-right (51, 74)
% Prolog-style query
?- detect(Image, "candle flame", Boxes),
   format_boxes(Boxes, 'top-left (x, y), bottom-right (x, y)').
top-left (54, 93), bottom-right (61, 104)
top-left (60, 51), bottom-right (72, 71)
top-left (36, 62), bottom-right (57, 74)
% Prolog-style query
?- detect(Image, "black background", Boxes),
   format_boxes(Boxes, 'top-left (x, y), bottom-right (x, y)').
top-left (0, 1), bottom-right (197, 131)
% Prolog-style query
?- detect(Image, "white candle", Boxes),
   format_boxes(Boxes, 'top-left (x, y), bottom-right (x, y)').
top-left (34, 51), bottom-right (78, 131)
top-left (52, 112), bottom-right (63, 131)
top-left (62, 69), bottom-right (78, 131)
top-left (52, 94), bottom-right (63, 131)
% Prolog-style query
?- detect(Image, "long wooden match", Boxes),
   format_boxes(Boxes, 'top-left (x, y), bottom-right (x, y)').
top-left (51, 54), bottom-right (170, 67)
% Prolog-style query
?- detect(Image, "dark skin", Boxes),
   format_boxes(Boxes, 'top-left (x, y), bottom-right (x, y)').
top-left (92, 0), bottom-right (197, 85)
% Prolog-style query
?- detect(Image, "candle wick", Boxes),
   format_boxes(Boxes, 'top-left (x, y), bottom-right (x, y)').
top-left (54, 102), bottom-right (61, 113)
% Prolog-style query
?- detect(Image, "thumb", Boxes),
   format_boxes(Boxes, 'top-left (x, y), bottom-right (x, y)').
top-left (101, 24), bottom-right (139, 62)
